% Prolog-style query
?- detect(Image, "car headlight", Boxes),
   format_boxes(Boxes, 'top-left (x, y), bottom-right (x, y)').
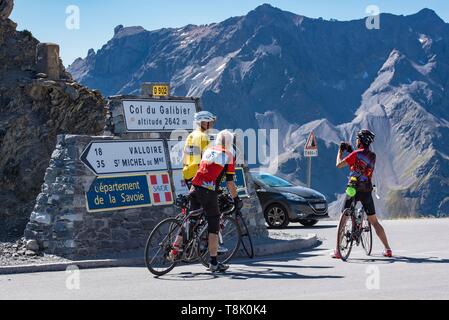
top-left (281, 193), bottom-right (306, 202)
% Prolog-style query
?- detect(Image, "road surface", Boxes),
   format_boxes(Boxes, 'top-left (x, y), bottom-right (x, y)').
top-left (1, 218), bottom-right (448, 300)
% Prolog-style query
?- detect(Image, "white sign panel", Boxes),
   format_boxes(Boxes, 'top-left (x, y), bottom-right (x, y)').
top-left (304, 149), bottom-right (319, 157)
top-left (80, 140), bottom-right (168, 175)
top-left (172, 170), bottom-right (190, 197)
top-left (123, 99), bottom-right (196, 132)
top-left (168, 140), bottom-right (185, 170)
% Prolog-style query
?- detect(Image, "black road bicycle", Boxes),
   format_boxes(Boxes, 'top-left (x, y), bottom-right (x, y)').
top-left (144, 191), bottom-right (241, 276)
top-left (336, 198), bottom-right (373, 262)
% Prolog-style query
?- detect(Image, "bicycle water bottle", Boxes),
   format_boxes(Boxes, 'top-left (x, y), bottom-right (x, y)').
top-left (346, 177), bottom-right (358, 198)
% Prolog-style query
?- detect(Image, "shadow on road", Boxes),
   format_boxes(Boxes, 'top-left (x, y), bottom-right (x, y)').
top-left (157, 267), bottom-right (343, 282)
top-left (154, 248), bottom-right (343, 282)
top-left (268, 224), bottom-right (337, 230)
top-left (347, 254), bottom-right (449, 265)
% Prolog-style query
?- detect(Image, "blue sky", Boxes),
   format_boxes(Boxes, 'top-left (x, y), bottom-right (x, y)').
top-left (10, 0), bottom-right (449, 66)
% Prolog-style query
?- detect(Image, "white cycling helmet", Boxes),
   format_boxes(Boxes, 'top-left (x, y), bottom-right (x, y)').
top-left (194, 111), bottom-right (217, 123)
top-left (215, 130), bottom-right (235, 153)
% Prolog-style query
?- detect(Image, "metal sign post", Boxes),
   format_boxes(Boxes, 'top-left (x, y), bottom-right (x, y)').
top-left (304, 131), bottom-right (319, 188)
top-left (307, 157), bottom-right (312, 189)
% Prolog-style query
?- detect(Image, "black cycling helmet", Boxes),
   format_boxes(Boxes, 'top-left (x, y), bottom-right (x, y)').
top-left (357, 129), bottom-right (376, 147)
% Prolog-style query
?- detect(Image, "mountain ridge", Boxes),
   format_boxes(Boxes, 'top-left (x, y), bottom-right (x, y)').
top-left (68, 4), bottom-right (449, 217)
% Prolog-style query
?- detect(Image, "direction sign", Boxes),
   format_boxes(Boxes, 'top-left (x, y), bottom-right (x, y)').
top-left (85, 175), bottom-right (152, 212)
top-left (168, 140), bottom-right (185, 170)
top-left (122, 99), bottom-right (196, 132)
top-left (80, 140), bottom-right (168, 175)
top-left (172, 169), bottom-right (190, 197)
top-left (304, 131), bottom-right (318, 158)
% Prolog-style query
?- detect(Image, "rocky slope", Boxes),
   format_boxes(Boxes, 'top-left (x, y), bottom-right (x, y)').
top-left (0, 14), bottom-right (106, 239)
top-left (69, 4), bottom-right (449, 217)
top-left (257, 49), bottom-right (449, 217)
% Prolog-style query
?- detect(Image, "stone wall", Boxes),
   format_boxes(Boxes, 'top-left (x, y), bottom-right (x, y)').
top-left (24, 134), bottom-right (177, 256)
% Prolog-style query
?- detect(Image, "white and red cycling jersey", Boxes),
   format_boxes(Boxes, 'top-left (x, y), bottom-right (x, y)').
top-left (192, 145), bottom-right (236, 192)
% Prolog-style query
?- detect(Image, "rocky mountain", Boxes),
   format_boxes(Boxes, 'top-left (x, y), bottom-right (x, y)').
top-left (69, 4), bottom-right (449, 217)
top-left (0, 7), bottom-right (106, 239)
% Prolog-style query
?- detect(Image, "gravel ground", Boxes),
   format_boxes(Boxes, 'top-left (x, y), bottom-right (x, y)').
top-left (0, 238), bottom-right (70, 267)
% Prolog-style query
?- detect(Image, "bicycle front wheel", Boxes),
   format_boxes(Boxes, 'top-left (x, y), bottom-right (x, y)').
top-left (238, 215), bottom-right (254, 259)
top-left (199, 216), bottom-right (241, 267)
top-left (336, 210), bottom-right (354, 262)
top-left (361, 218), bottom-right (373, 256)
top-left (144, 218), bottom-right (182, 276)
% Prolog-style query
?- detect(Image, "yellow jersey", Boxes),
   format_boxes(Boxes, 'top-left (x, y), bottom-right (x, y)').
top-left (182, 130), bottom-right (211, 181)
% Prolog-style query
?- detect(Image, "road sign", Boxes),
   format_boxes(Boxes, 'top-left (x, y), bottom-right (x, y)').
top-left (80, 140), bottom-right (168, 175)
top-left (148, 172), bottom-right (174, 206)
top-left (152, 84), bottom-right (170, 97)
top-left (220, 167), bottom-right (249, 197)
top-left (304, 131), bottom-right (319, 158)
top-left (168, 140), bottom-right (185, 170)
top-left (172, 169), bottom-right (190, 197)
top-left (122, 99), bottom-right (196, 132)
top-left (85, 175), bottom-right (152, 212)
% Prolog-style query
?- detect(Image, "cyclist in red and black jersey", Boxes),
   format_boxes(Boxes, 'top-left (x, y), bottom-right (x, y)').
top-left (333, 129), bottom-right (393, 259)
top-left (169, 130), bottom-right (242, 273)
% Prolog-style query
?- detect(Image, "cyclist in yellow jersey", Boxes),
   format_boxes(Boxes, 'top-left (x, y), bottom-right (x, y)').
top-left (182, 111), bottom-right (217, 189)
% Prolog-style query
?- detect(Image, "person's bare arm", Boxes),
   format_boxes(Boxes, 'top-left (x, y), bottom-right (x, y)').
top-left (336, 149), bottom-right (348, 169)
top-left (226, 181), bottom-right (238, 199)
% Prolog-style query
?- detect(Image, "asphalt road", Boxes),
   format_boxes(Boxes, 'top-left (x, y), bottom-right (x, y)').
top-left (1, 218), bottom-right (448, 300)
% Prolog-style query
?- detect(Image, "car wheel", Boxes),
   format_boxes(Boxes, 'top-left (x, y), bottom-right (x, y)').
top-left (299, 219), bottom-right (319, 227)
top-left (265, 204), bottom-right (290, 229)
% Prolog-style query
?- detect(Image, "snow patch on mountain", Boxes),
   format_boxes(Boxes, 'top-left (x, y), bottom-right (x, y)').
top-left (171, 49), bottom-right (241, 96)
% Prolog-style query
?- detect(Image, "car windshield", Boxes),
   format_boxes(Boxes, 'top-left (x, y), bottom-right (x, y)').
top-left (253, 173), bottom-right (293, 188)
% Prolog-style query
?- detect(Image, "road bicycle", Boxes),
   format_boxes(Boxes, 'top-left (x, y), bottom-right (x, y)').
top-left (144, 191), bottom-right (241, 276)
top-left (336, 197), bottom-right (373, 262)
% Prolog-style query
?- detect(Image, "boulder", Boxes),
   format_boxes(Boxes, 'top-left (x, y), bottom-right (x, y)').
top-left (0, 0), bottom-right (13, 20)
top-left (26, 239), bottom-right (39, 252)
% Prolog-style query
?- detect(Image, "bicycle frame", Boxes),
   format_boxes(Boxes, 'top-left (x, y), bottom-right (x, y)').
top-left (174, 192), bottom-right (236, 253)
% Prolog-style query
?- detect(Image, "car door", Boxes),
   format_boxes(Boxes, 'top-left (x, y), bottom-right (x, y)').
top-left (254, 181), bottom-right (272, 210)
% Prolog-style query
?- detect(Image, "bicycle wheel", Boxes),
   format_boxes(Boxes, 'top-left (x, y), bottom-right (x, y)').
top-left (237, 215), bottom-right (254, 259)
top-left (336, 210), bottom-right (354, 262)
top-left (144, 218), bottom-right (183, 276)
top-left (361, 217), bottom-right (373, 256)
top-left (199, 216), bottom-right (241, 267)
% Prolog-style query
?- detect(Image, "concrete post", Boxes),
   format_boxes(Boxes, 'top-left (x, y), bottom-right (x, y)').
top-left (36, 43), bottom-right (61, 80)
top-left (141, 83), bottom-right (153, 97)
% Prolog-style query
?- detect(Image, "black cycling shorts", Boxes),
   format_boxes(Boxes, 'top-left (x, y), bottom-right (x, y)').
top-left (190, 186), bottom-right (220, 234)
top-left (343, 191), bottom-right (376, 216)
